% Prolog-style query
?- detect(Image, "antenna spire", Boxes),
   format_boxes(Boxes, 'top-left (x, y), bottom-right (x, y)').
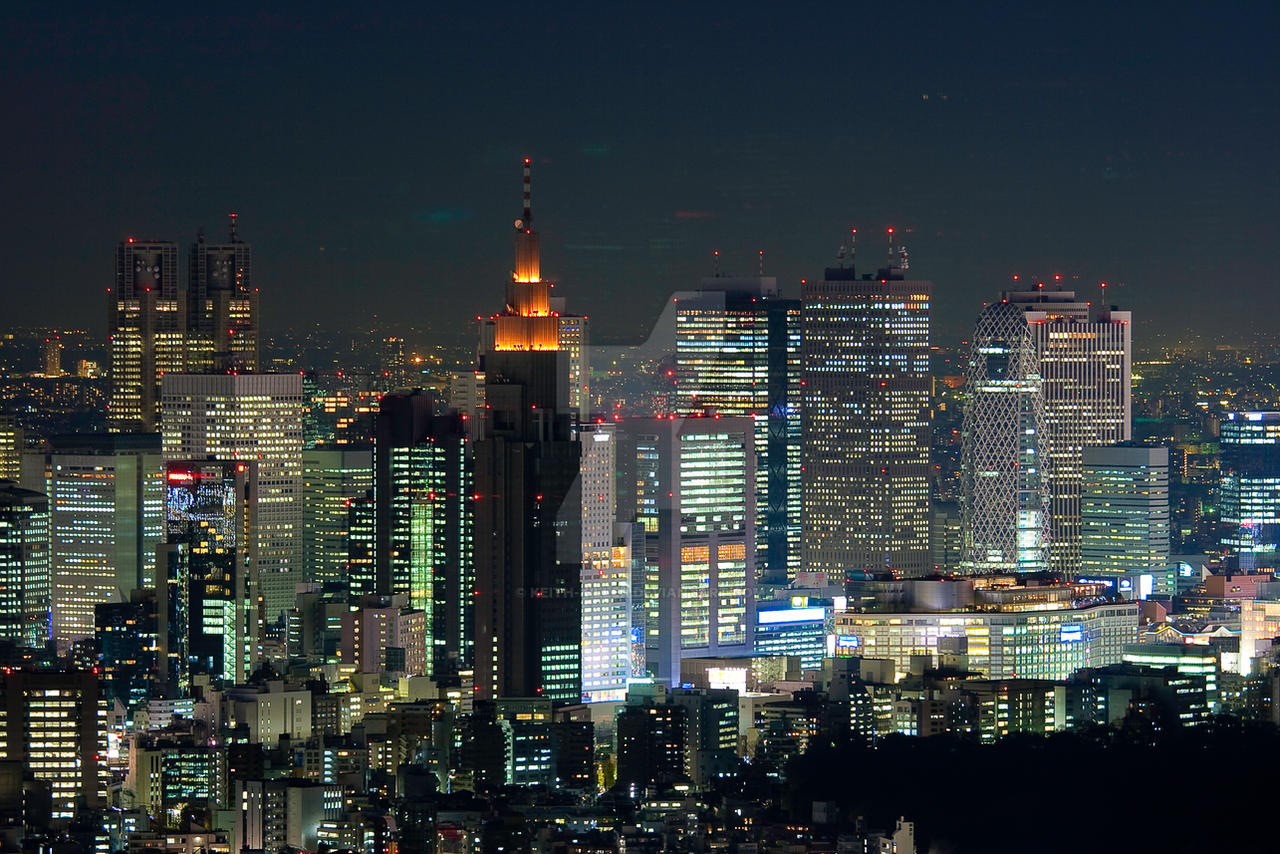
top-left (758, 249), bottom-right (764, 277)
top-left (886, 227), bottom-right (895, 266)
top-left (228, 212), bottom-right (239, 243)
top-left (713, 249), bottom-right (720, 278)
top-left (522, 157), bottom-right (532, 227)
top-left (851, 228), bottom-right (857, 267)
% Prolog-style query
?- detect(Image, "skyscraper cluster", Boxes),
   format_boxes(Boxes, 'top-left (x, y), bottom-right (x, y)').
top-left (10, 157), bottom-right (1251, 854)
top-left (108, 215), bottom-right (259, 432)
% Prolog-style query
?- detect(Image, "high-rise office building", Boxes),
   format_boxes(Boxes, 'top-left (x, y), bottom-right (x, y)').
top-left (373, 392), bottom-right (473, 678)
top-left (95, 592), bottom-right (158, 711)
top-left (187, 214), bottom-right (258, 373)
top-left (302, 447), bottom-right (373, 587)
top-left (109, 239), bottom-right (184, 432)
top-left (959, 300), bottom-right (1050, 573)
top-left (801, 242), bottom-right (931, 579)
top-left (1006, 288), bottom-right (1132, 573)
top-left (0, 482), bottom-right (50, 647)
top-left (1220, 412), bottom-right (1280, 571)
top-left (0, 670), bottom-right (109, 821)
top-left (22, 434), bottom-right (164, 650)
top-left (161, 373), bottom-right (305, 619)
top-left (161, 460), bottom-right (256, 686)
top-left (1081, 445), bottom-right (1170, 578)
top-left (0, 416), bottom-right (21, 481)
top-left (631, 415), bottom-right (755, 684)
top-left (579, 422), bottom-right (631, 702)
top-left (550, 298), bottom-right (590, 418)
top-left (42, 336), bottom-right (64, 377)
top-left (473, 159), bottom-right (582, 703)
top-left (673, 277), bottom-right (801, 584)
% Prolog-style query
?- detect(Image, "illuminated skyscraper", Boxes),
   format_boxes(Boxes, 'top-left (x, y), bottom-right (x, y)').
top-left (109, 239), bottom-right (184, 431)
top-left (22, 434), bottom-right (164, 651)
top-left (187, 214), bottom-right (258, 373)
top-left (551, 301), bottom-right (590, 418)
top-left (161, 459), bottom-right (256, 686)
top-left (373, 392), bottom-right (473, 677)
top-left (579, 422), bottom-right (631, 702)
top-left (631, 415), bottom-right (755, 685)
top-left (161, 373), bottom-right (305, 619)
top-left (1220, 412), bottom-right (1280, 571)
top-left (0, 670), bottom-right (109, 821)
top-left (1081, 445), bottom-right (1170, 578)
top-left (801, 239), bottom-right (931, 579)
top-left (0, 415), bottom-right (21, 481)
top-left (0, 482), bottom-right (50, 647)
top-left (1006, 288), bottom-right (1132, 573)
top-left (959, 300), bottom-right (1050, 573)
top-left (473, 159), bottom-right (582, 703)
top-left (302, 447), bottom-right (373, 587)
top-left (673, 275), bottom-right (801, 584)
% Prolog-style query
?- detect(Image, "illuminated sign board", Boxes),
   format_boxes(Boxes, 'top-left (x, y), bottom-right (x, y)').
top-left (1059, 624), bottom-right (1084, 643)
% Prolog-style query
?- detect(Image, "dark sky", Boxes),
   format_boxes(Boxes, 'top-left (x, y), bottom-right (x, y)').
top-left (3, 3), bottom-right (1277, 345)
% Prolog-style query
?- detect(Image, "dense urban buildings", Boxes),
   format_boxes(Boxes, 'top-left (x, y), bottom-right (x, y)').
top-left (802, 241), bottom-right (932, 579)
top-left (3, 155), bottom-right (1270, 854)
top-left (160, 372), bottom-right (305, 619)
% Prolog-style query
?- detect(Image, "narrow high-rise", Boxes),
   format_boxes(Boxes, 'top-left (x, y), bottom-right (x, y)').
top-left (373, 391), bottom-right (474, 677)
top-left (579, 422), bottom-right (631, 702)
top-left (474, 159), bottom-right (582, 703)
top-left (0, 482), bottom-right (50, 648)
top-left (801, 236), bottom-right (931, 579)
top-left (1006, 287), bottom-right (1132, 573)
top-left (108, 239), bottom-right (183, 431)
top-left (1220, 412), bottom-right (1280, 571)
top-left (959, 300), bottom-right (1050, 573)
top-left (673, 275), bottom-right (801, 585)
top-left (187, 213), bottom-right (258, 373)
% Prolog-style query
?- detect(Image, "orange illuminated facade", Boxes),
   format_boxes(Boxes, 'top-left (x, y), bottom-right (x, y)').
top-left (492, 158), bottom-right (562, 352)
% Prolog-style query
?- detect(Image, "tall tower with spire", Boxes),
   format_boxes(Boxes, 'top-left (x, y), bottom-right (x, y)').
top-left (473, 158), bottom-right (582, 704)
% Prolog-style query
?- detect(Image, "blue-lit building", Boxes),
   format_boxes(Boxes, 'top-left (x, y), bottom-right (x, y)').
top-left (754, 600), bottom-right (829, 670)
top-left (1220, 412), bottom-right (1280, 571)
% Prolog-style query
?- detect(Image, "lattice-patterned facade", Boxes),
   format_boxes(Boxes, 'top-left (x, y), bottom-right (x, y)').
top-left (960, 301), bottom-right (1050, 573)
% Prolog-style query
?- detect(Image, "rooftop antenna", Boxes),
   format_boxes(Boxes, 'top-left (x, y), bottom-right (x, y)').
top-left (758, 249), bottom-right (764, 277)
top-left (850, 228), bottom-right (857, 267)
top-left (886, 227), bottom-right (896, 266)
top-left (713, 249), bottom-right (721, 277)
top-left (836, 245), bottom-right (847, 263)
top-left (228, 212), bottom-right (239, 242)
top-left (522, 157), bottom-right (532, 228)
top-left (196, 226), bottom-right (206, 244)
top-left (899, 243), bottom-right (910, 272)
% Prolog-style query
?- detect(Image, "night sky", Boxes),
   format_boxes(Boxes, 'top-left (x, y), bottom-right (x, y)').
top-left (3, 3), bottom-right (1277, 345)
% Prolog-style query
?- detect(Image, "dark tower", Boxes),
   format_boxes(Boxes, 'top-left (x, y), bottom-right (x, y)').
top-left (188, 213), bottom-right (258, 373)
top-left (473, 159), bottom-right (582, 703)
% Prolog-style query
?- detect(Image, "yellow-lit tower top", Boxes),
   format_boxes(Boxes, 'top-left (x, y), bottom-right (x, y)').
top-left (493, 157), bottom-right (559, 351)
